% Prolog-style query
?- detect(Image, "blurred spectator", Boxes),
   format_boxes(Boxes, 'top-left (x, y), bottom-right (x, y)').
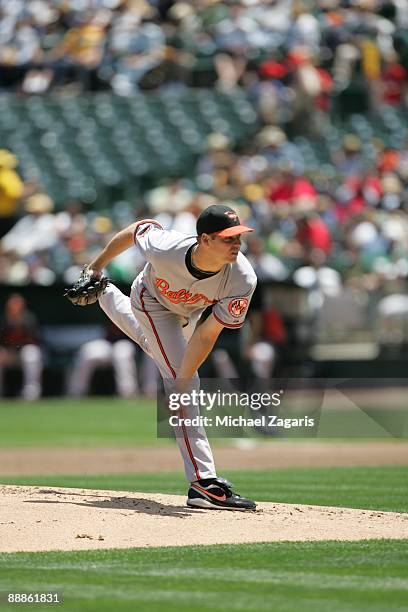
top-left (146, 178), bottom-right (194, 228)
top-left (0, 193), bottom-right (58, 284)
top-left (332, 134), bottom-right (366, 177)
top-left (245, 234), bottom-right (289, 281)
top-left (380, 52), bottom-right (407, 105)
top-left (376, 292), bottom-right (408, 346)
top-left (214, 50), bottom-right (247, 91)
top-left (256, 128), bottom-right (305, 175)
top-left (195, 132), bottom-right (236, 194)
top-left (0, 293), bottom-right (43, 400)
top-left (1, 193), bottom-right (57, 257)
top-left (243, 283), bottom-right (287, 379)
top-left (0, 149), bottom-right (24, 238)
top-left (266, 163), bottom-right (317, 210)
top-left (295, 213), bottom-right (332, 256)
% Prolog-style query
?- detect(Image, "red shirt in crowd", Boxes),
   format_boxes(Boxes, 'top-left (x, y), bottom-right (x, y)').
top-left (296, 217), bottom-right (332, 253)
top-left (267, 176), bottom-right (317, 205)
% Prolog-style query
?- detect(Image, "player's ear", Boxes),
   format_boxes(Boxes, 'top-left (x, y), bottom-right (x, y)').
top-left (200, 233), bottom-right (211, 247)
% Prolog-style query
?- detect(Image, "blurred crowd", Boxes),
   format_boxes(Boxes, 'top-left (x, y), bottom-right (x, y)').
top-left (0, 0), bottom-right (407, 103)
top-left (1, 126), bottom-right (408, 294)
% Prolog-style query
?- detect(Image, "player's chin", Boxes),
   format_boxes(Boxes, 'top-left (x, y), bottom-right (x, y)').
top-left (228, 251), bottom-right (239, 261)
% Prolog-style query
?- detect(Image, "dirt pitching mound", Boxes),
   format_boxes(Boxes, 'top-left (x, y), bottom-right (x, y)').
top-left (1, 485), bottom-right (407, 553)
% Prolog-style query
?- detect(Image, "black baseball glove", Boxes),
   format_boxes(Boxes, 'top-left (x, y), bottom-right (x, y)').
top-left (64, 267), bottom-right (109, 306)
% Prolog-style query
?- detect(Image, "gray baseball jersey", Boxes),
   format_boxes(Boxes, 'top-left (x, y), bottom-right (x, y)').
top-left (99, 219), bottom-right (257, 483)
top-left (131, 220), bottom-right (257, 328)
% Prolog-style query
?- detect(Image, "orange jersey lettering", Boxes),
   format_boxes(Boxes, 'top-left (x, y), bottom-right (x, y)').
top-left (156, 278), bottom-right (216, 306)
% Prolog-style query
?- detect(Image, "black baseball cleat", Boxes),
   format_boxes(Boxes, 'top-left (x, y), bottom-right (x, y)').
top-left (187, 477), bottom-right (256, 511)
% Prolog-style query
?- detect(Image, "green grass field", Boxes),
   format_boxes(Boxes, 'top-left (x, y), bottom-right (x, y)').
top-left (1, 398), bottom-right (407, 611)
top-left (0, 398), bottom-right (159, 447)
top-left (1, 540), bottom-right (408, 612)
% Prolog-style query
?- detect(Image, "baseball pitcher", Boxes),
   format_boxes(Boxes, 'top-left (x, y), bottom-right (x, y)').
top-left (65, 204), bottom-right (257, 510)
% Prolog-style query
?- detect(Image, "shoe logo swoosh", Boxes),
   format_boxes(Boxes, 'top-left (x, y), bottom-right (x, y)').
top-left (194, 485), bottom-right (227, 502)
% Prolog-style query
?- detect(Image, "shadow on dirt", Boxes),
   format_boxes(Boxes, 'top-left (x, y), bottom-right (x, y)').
top-left (23, 488), bottom-right (203, 517)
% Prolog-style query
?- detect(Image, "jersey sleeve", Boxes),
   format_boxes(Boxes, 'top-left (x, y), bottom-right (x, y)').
top-left (212, 274), bottom-right (257, 329)
top-left (133, 219), bottom-right (164, 262)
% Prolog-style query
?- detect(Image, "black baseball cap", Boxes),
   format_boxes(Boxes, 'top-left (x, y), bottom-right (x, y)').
top-left (196, 204), bottom-right (254, 238)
